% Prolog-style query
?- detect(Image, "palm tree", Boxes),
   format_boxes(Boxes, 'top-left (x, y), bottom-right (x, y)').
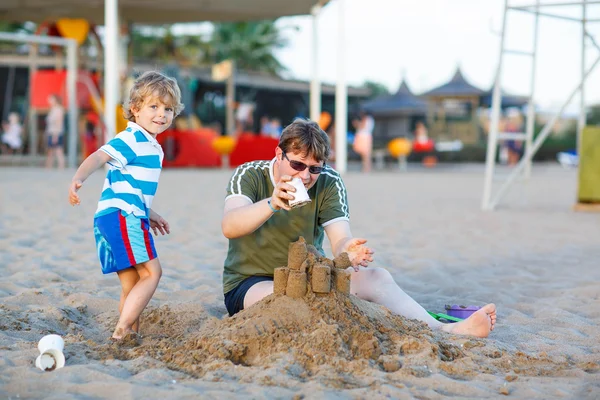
top-left (128, 20), bottom-right (292, 75)
top-left (207, 20), bottom-right (293, 76)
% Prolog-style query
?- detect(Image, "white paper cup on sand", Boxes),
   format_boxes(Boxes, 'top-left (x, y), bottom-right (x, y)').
top-left (36, 334), bottom-right (65, 371)
top-left (288, 177), bottom-right (311, 209)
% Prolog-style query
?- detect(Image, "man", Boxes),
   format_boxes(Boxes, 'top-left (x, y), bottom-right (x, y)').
top-left (221, 119), bottom-right (496, 337)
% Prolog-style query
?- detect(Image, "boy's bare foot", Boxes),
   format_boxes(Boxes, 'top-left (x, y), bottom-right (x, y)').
top-left (112, 327), bottom-right (138, 340)
top-left (111, 328), bottom-right (142, 346)
top-left (441, 303), bottom-right (497, 338)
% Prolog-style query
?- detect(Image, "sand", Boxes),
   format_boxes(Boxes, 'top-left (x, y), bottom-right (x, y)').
top-left (1, 163), bottom-right (599, 399)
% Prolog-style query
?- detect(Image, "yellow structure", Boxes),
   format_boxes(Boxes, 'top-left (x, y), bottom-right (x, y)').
top-left (212, 136), bottom-right (237, 169)
top-left (387, 138), bottom-right (412, 158)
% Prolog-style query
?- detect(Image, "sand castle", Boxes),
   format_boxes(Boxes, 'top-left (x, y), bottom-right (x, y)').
top-left (274, 237), bottom-right (353, 298)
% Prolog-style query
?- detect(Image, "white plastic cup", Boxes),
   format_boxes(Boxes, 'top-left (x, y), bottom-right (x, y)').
top-left (36, 334), bottom-right (65, 371)
top-left (288, 177), bottom-right (311, 209)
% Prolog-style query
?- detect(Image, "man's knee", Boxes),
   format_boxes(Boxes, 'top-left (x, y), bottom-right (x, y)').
top-left (351, 267), bottom-right (394, 298)
top-left (361, 267), bottom-right (393, 283)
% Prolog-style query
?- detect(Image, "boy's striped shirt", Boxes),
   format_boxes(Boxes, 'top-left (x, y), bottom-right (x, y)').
top-left (95, 122), bottom-right (164, 218)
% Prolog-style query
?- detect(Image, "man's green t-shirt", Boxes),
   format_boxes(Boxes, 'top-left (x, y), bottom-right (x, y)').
top-left (223, 158), bottom-right (349, 294)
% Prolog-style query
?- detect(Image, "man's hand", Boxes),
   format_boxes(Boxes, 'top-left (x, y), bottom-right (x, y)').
top-left (341, 238), bottom-right (374, 271)
top-left (269, 174), bottom-right (296, 212)
top-left (149, 212), bottom-right (170, 235)
top-left (68, 180), bottom-right (83, 205)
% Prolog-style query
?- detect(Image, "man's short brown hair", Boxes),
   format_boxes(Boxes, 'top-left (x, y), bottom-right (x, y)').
top-left (123, 71), bottom-right (185, 122)
top-left (278, 118), bottom-right (331, 163)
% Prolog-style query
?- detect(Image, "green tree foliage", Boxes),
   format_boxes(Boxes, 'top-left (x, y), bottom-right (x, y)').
top-left (362, 80), bottom-right (390, 99)
top-left (587, 104), bottom-right (600, 125)
top-left (206, 21), bottom-right (292, 75)
top-left (129, 25), bottom-right (211, 65)
top-left (129, 20), bottom-right (292, 76)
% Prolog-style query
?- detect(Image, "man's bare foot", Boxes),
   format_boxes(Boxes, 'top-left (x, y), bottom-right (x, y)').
top-left (441, 303), bottom-right (497, 338)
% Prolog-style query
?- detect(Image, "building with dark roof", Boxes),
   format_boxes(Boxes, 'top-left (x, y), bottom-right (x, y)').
top-left (421, 67), bottom-right (485, 145)
top-left (361, 80), bottom-right (427, 145)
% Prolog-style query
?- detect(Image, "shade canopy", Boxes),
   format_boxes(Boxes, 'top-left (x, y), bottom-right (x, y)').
top-left (362, 80), bottom-right (427, 116)
top-left (0, 0), bottom-right (330, 24)
top-left (479, 88), bottom-right (529, 109)
top-left (422, 67), bottom-right (485, 98)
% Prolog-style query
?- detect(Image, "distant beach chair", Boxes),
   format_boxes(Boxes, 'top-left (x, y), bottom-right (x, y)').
top-left (557, 151), bottom-right (578, 168)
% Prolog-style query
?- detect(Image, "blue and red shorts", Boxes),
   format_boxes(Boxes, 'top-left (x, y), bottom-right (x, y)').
top-left (93, 210), bottom-right (157, 274)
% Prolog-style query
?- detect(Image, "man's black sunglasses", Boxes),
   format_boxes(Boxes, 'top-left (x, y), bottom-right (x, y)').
top-left (282, 152), bottom-right (325, 174)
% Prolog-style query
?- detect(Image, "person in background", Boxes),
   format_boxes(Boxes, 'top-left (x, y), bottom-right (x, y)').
top-left (270, 118), bottom-right (283, 139)
top-left (45, 94), bottom-right (66, 169)
top-left (353, 110), bottom-right (374, 172)
top-left (1, 112), bottom-right (23, 155)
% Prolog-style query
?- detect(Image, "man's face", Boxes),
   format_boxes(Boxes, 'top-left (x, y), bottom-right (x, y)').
top-left (276, 148), bottom-right (325, 190)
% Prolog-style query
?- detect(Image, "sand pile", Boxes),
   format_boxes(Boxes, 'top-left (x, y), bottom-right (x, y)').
top-left (94, 238), bottom-right (587, 387)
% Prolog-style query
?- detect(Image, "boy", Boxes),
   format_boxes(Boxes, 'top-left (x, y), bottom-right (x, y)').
top-left (68, 71), bottom-right (184, 340)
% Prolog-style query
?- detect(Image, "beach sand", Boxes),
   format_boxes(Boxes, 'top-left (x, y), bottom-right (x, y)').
top-left (1, 163), bottom-right (599, 399)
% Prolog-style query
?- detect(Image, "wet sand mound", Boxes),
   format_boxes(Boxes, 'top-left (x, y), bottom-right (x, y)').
top-left (108, 289), bottom-right (467, 382)
top-left (96, 238), bottom-right (585, 384)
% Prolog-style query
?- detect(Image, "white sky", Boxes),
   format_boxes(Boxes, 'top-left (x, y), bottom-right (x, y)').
top-left (273, 0), bottom-right (600, 113)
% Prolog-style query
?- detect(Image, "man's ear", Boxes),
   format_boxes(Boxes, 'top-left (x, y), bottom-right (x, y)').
top-left (275, 146), bottom-right (283, 160)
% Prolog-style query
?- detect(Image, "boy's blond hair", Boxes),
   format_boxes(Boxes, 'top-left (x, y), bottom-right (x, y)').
top-left (123, 71), bottom-right (185, 122)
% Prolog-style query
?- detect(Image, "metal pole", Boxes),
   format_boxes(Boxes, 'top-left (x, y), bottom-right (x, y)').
top-left (310, 4), bottom-right (322, 122)
top-left (576, 2), bottom-right (588, 202)
top-left (226, 65), bottom-right (235, 136)
top-left (2, 66), bottom-right (16, 120)
top-left (490, 53), bottom-right (600, 209)
top-left (524, 0), bottom-right (540, 178)
top-left (482, 0), bottom-right (508, 210)
top-left (578, 1), bottom-right (587, 156)
top-left (104, 0), bottom-right (119, 143)
top-left (28, 44), bottom-right (38, 158)
top-left (335, 0), bottom-right (347, 173)
top-left (66, 40), bottom-right (79, 168)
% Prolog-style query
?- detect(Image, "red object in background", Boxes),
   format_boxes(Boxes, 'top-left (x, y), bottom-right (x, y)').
top-left (31, 70), bottom-right (99, 109)
top-left (83, 134), bottom-right (97, 158)
top-left (157, 129), bottom-right (222, 168)
top-left (412, 139), bottom-right (435, 153)
top-left (152, 130), bottom-right (280, 168)
top-left (229, 133), bottom-right (279, 167)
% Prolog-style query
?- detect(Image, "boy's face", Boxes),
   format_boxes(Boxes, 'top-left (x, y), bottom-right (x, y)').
top-left (132, 91), bottom-right (174, 137)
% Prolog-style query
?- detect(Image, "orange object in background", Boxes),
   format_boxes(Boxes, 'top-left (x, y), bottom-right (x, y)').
top-left (318, 111), bottom-right (332, 131)
top-left (387, 138), bottom-right (412, 158)
top-left (56, 18), bottom-right (90, 45)
top-left (212, 136), bottom-right (237, 156)
top-left (423, 155), bottom-right (438, 167)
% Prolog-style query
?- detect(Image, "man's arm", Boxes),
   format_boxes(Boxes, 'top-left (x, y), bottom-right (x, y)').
top-left (324, 220), bottom-right (374, 270)
top-left (222, 174), bottom-right (297, 239)
top-left (221, 196), bottom-right (276, 239)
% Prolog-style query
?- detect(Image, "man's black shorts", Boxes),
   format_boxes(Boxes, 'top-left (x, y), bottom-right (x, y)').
top-left (224, 276), bottom-right (274, 316)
